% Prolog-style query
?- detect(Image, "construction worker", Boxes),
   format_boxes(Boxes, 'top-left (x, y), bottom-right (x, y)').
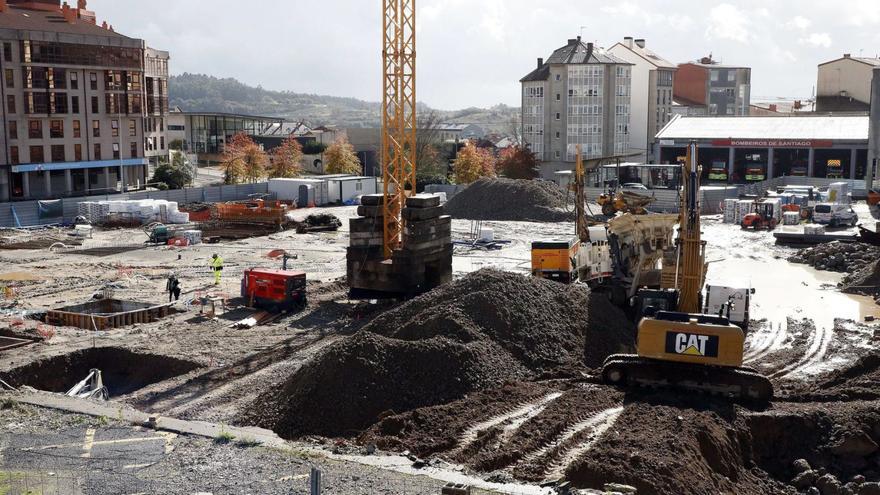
top-left (211, 253), bottom-right (224, 285)
top-left (166, 273), bottom-right (181, 302)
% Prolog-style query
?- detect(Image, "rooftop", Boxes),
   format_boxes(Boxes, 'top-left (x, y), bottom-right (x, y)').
top-left (521, 36), bottom-right (630, 82)
top-left (0, 3), bottom-right (128, 40)
top-left (610, 39), bottom-right (676, 69)
top-left (818, 55), bottom-right (880, 67)
top-left (656, 114), bottom-right (869, 141)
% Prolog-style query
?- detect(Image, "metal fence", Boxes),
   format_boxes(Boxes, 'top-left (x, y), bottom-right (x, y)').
top-left (0, 183), bottom-right (274, 228)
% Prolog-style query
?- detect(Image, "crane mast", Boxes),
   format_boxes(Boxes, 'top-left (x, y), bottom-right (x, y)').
top-left (574, 145), bottom-right (589, 242)
top-left (381, 0), bottom-right (417, 258)
top-left (676, 141), bottom-right (706, 313)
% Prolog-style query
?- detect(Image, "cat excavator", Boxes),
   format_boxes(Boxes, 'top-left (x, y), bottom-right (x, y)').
top-left (600, 141), bottom-right (773, 403)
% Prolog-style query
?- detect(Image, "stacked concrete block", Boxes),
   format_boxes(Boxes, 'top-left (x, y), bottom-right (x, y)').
top-left (347, 193), bottom-right (453, 296)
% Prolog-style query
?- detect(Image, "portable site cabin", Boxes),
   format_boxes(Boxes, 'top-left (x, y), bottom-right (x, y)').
top-left (327, 176), bottom-right (380, 204)
top-left (267, 178), bottom-right (330, 206)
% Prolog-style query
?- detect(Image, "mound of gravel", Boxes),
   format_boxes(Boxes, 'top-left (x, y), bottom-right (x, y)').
top-left (841, 259), bottom-right (880, 298)
top-left (243, 269), bottom-right (634, 438)
top-left (443, 178), bottom-right (574, 222)
top-left (789, 241), bottom-right (880, 273)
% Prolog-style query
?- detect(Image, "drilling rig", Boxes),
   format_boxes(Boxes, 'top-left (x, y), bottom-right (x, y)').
top-left (601, 141), bottom-right (773, 402)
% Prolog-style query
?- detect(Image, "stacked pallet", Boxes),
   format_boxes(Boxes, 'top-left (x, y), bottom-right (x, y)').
top-left (347, 193), bottom-right (452, 295)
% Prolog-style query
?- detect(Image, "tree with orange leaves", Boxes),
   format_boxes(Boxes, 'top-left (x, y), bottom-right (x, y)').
top-left (452, 141), bottom-right (496, 184)
top-left (221, 132), bottom-right (268, 184)
top-left (269, 136), bottom-right (304, 178)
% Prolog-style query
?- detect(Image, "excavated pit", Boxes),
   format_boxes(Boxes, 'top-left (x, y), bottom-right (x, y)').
top-left (0, 347), bottom-right (200, 397)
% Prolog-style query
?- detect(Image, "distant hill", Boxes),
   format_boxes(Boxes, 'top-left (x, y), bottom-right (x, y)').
top-left (168, 73), bottom-right (519, 131)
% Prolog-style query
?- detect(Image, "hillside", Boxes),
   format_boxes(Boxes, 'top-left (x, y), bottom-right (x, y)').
top-left (168, 73), bottom-right (518, 130)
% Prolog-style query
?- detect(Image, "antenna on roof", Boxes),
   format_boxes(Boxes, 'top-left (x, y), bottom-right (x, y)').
top-left (579, 25), bottom-right (587, 38)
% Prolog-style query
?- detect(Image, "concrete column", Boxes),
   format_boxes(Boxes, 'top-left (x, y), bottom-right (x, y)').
top-left (65, 169), bottom-right (72, 196)
top-left (44, 171), bottom-right (51, 197)
top-left (868, 67), bottom-right (880, 189)
top-left (120, 164), bottom-right (126, 192)
top-left (808, 149), bottom-right (816, 177)
top-left (103, 166), bottom-right (111, 192)
top-left (850, 148), bottom-right (858, 180)
top-left (767, 148), bottom-right (775, 179)
top-left (727, 147), bottom-right (735, 176)
top-left (21, 172), bottom-right (30, 198)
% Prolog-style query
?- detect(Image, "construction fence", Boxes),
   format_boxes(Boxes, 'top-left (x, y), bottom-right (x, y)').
top-left (0, 183), bottom-right (274, 229)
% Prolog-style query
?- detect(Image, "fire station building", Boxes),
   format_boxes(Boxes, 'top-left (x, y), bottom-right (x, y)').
top-left (654, 114), bottom-right (869, 183)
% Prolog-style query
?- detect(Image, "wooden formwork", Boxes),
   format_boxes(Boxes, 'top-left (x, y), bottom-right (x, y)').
top-left (46, 299), bottom-right (172, 331)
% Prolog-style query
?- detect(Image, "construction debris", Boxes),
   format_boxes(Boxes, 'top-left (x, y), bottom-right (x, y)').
top-left (295, 213), bottom-right (342, 234)
top-left (788, 241), bottom-right (880, 273)
top-left (443, 178), bottom-right (574, 222)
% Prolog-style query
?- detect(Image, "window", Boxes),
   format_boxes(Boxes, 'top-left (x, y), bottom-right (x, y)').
top-left (52, 93), bottom-right (68, 114)
top-left (111, 119), bottom-right (119, 137)
top-left (556, 94), bottom-right (560, 101)
top-left (30, 145), bottom-right (44, 163)
top-left (25, 92), bottom-right (49, 114)
top-left (28, 120), bottom-right (42, 139)
top-left (727, 71), bottom-right (736, 82)
top-left (127, 72), bottom-right (142, 91)
top-left (128, 119), bottom-right (136, 136)
top-left (9, 146), bottom-right (18, 164)
top-left (92, 120), bottom-right (100, 137)
top-left (710, 70), bottom-right (719, 82)
top-left (89, 72), bottom-right (97, 90)
top-left (3, 42), bottom-right (11, 62)
top-left (49, 68), bottom-right (66, 89)
top-left (50, 120), bottom-right (63, 138)
top-left (555, 150), bottom-right (561, 159)
top-left (555, 131), bottom-right (560, 139)
top-left (91, 96), bottom-right (99, 114)
top-left (112, 142), bottom-right (120, 159)
top-left (555, 74), bottom-right (561, 81)
top-left (51, 144), bottom-right (65, 162)
top-left (160, 136), bottom-right (165, 149)
top-left (159, 119), bottom-right (164, 132)
top-left (555, 112), bottom-right (561, 120)
top-left (71, 95), bottom-right (79, 114)
top-left (74, 143), bottom-right (82, 161)
top-left (4, 69), bottom-right (12, 89)
top-left (130, 141), bottom-right (138, 158)
top-left (93, 143), bottom-right (101, 160)
top-left (73, 120), bottom-right (81, 138)
top-left (8, 121), bottom-right (16, 140)
top-left (6, 95), bottom-right (14, 114)
top-left (70, 71), bottom-right (78, 90)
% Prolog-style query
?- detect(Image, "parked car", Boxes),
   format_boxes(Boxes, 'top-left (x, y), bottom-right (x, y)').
top-left (621, 183), bottom-right (648, 192)
top-left (813, 203), bottom-right (858, 227)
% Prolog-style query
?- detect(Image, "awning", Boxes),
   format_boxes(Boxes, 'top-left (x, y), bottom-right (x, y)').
top-left (11, 158), bottom-right (148, 173)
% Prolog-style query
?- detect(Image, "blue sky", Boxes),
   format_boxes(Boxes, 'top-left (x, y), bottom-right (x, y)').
top-left (91, 0), bottom-right (880, 109)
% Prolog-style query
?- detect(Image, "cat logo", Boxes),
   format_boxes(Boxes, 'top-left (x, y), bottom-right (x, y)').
top-left (664, 331), bottom-right (719, 358)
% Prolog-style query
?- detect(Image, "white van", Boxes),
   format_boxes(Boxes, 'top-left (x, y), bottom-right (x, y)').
top-left (813, 203), bottom-right (858, 227)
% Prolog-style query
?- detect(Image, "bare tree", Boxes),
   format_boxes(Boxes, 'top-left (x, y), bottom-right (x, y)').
top-left (507, 114), bottom-right (523, 146)
top-left (415, 110), bottom-right (446, 177)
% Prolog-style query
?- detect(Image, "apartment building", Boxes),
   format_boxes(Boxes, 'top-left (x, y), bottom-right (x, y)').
top-left (608, 37), bottom-right (676, 162)
top-left (674, 55), bottom-right (751, 117)
top-left (0, 0), bottom-right (169, 202)
top-left (520, 36), bottom-right (633, 178)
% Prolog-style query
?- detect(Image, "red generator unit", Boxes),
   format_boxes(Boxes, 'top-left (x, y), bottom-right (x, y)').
top-left (241, 268), bottom-right (307, 312)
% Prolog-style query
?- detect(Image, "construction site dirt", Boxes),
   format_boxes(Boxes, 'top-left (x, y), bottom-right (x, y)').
top-left (0, 200), bottom-right (878, 494)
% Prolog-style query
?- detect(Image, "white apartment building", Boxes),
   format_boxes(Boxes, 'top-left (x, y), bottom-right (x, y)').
top-left (520, 36), bottom-right (633, 178)
top-left (608, 37), bottom-right (676, 163)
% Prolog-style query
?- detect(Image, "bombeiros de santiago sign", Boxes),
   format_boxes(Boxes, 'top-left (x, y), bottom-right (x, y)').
top-left (710, 139), bottom-right (834, 148)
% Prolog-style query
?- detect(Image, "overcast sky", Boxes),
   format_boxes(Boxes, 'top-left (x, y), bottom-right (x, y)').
top-left (90, 0), bottom-right (880, 110)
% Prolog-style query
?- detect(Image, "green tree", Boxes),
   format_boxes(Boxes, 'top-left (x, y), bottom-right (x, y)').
top-left (324, 137), bottom-right (362, 175)
top-left (453, 141), bottom-right (496, 184)
top-left (270, 136), bottom-right (304, 178)
top-left (151, 153), bottom-right (193, 190)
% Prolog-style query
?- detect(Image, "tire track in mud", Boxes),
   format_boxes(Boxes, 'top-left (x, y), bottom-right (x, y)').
top-left (456, 391), bottom-right (564, 453)
top-left (768, 321), bottom-right (831, 379)
top-left (744, 321), bottom-right (788, 364)
top-left (516, 404), bottom-right (625, 480)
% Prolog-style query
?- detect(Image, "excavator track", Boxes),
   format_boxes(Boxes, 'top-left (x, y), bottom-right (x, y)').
top-left (601, 354), bottom-right (773, 403)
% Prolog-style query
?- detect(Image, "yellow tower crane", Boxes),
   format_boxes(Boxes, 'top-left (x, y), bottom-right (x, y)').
top-left (381, 0), bottom-right (417, 258)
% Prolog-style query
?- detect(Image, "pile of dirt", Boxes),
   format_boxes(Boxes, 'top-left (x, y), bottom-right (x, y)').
top-left (841, 259), bottom-right (880, 298)
top-left (443, 178), bottom-right (574, 222)
top-left (788, 241), bottom-right (880, 273)
top-left (241, 269), bottom-right (635, 438)
top-left (787, 353), bottom-right (880, 401)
